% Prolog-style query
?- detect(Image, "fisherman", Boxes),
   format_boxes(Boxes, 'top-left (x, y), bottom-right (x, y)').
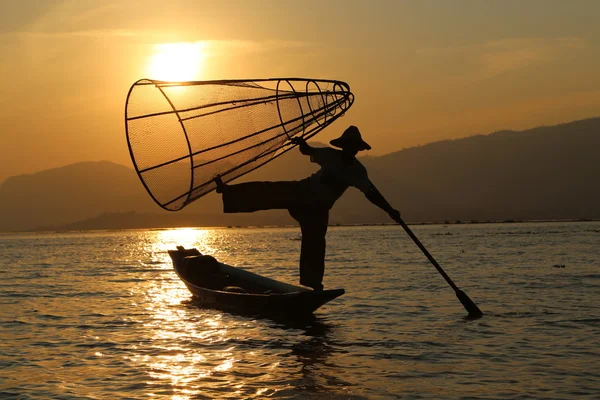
top-left (215, 126), bottom-right (401, 291)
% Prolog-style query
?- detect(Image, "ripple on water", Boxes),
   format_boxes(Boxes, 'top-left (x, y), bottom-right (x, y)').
top-left (0, 223), bottom-right (599, 398)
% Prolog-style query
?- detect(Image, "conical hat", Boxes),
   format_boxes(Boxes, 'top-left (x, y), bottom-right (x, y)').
top-left (330, 126), bottom-right (371, 151)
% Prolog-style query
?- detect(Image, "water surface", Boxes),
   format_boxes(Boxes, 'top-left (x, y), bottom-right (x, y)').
top-left (1, 222), bottom-right (598, 398)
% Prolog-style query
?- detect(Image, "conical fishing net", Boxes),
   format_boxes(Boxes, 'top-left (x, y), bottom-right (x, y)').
top-left (125, 78), bottom-right (354, 211)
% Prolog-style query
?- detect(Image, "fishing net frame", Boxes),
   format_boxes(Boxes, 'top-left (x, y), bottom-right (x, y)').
top-left (125, 78), bottom-right (354, 211)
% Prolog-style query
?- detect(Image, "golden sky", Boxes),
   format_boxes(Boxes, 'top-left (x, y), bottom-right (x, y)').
top-left (1, 0), bottom-right (599, 182)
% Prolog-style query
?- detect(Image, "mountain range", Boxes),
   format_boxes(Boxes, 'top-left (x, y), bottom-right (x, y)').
top-left (1, 117), bottom-right (598, 232)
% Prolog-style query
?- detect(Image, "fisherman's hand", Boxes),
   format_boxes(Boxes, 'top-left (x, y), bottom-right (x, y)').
top-left (290, 137), bottom-right (306, 145)
top-left (388, 209), bottom-right (402, 224)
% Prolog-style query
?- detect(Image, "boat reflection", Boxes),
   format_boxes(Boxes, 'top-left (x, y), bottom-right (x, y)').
top-left (289, 320), bottom-right (357, 395)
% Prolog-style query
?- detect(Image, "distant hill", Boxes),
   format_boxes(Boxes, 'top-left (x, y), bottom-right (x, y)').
top-left (0, 161), bottom-right (156, 231)
top-left (1, 117), bottom-right (599, 232)
top-left (357, 117), bottom-right (600, 222)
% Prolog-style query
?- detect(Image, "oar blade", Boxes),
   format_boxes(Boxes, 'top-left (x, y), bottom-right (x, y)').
top-left (456, 289), bottom-right (484, 319)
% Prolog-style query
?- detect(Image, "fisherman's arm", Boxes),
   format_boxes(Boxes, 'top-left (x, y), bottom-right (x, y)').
top-left (290, 137), bottom-right (314, 155)
top-left (364, 184), bottom-right (402, 223)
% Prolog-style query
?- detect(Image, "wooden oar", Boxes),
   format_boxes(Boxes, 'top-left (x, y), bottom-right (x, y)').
top-left (397, 218), bottom-right (483, 318)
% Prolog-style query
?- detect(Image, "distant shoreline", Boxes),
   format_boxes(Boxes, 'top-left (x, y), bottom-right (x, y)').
top-left (2, 217), bottom-right (598, 235)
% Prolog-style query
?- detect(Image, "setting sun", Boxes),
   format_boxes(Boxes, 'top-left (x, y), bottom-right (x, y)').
top-left (147, 42), bottom-right (206, 81)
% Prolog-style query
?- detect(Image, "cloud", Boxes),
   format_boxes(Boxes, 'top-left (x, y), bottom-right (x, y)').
top-left (202, 39), bottom-right (309, 56)
top-left (0, 1), bottom-right (310, 52)
top-left (480, 37), bottom-right (587, 76)
top-left (1, 29), bottom-right (142, 39)
top-left (417, 36), bottom-right (587, 79)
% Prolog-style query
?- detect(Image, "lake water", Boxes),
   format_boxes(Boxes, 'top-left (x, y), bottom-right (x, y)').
top-left (1, 222), bottom-right (598, 399)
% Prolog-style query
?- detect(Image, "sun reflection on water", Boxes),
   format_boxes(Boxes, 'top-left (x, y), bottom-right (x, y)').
top-left (133, 231), bottom-right (239, 399)
top-left (126, 227), bottom-right (279, 398)
top-left (139, 311), bottom-right (238, 398)
top-left (214, 356), bottom-right (234, 372)
top-left (155, 228), bottom-right (205, 252)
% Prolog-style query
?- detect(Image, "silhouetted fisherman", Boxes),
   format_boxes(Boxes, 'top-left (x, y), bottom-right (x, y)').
top-left (215, 126), bottom-right (401, 290)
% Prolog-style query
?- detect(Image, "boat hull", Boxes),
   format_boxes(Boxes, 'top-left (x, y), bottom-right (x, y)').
top-left (168, 247), bottom-right (344, 317)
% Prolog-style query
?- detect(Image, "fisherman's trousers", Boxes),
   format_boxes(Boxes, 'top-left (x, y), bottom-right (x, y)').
top-left (221, 180), bottom-right (328, 290)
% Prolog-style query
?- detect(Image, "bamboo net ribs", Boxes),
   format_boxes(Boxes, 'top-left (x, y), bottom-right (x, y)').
top-left (125, 78), bottom-right (354, 211)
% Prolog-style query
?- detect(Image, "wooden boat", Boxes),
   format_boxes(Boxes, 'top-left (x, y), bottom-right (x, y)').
top-left (168, 246), bottom-right (345, 317)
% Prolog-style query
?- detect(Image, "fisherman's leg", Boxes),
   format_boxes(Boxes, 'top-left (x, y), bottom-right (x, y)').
top-left (290, 208), bottom-right (329, 290)
top-left (218, 181), bottom-right (305, 213)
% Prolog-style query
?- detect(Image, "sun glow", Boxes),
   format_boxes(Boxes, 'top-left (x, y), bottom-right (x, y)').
top-left (147, 42), bottom-right (206, 81)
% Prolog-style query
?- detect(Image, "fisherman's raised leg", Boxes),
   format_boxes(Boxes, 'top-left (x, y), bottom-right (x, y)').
top-left (217, 179), bottom-right (315, 214)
